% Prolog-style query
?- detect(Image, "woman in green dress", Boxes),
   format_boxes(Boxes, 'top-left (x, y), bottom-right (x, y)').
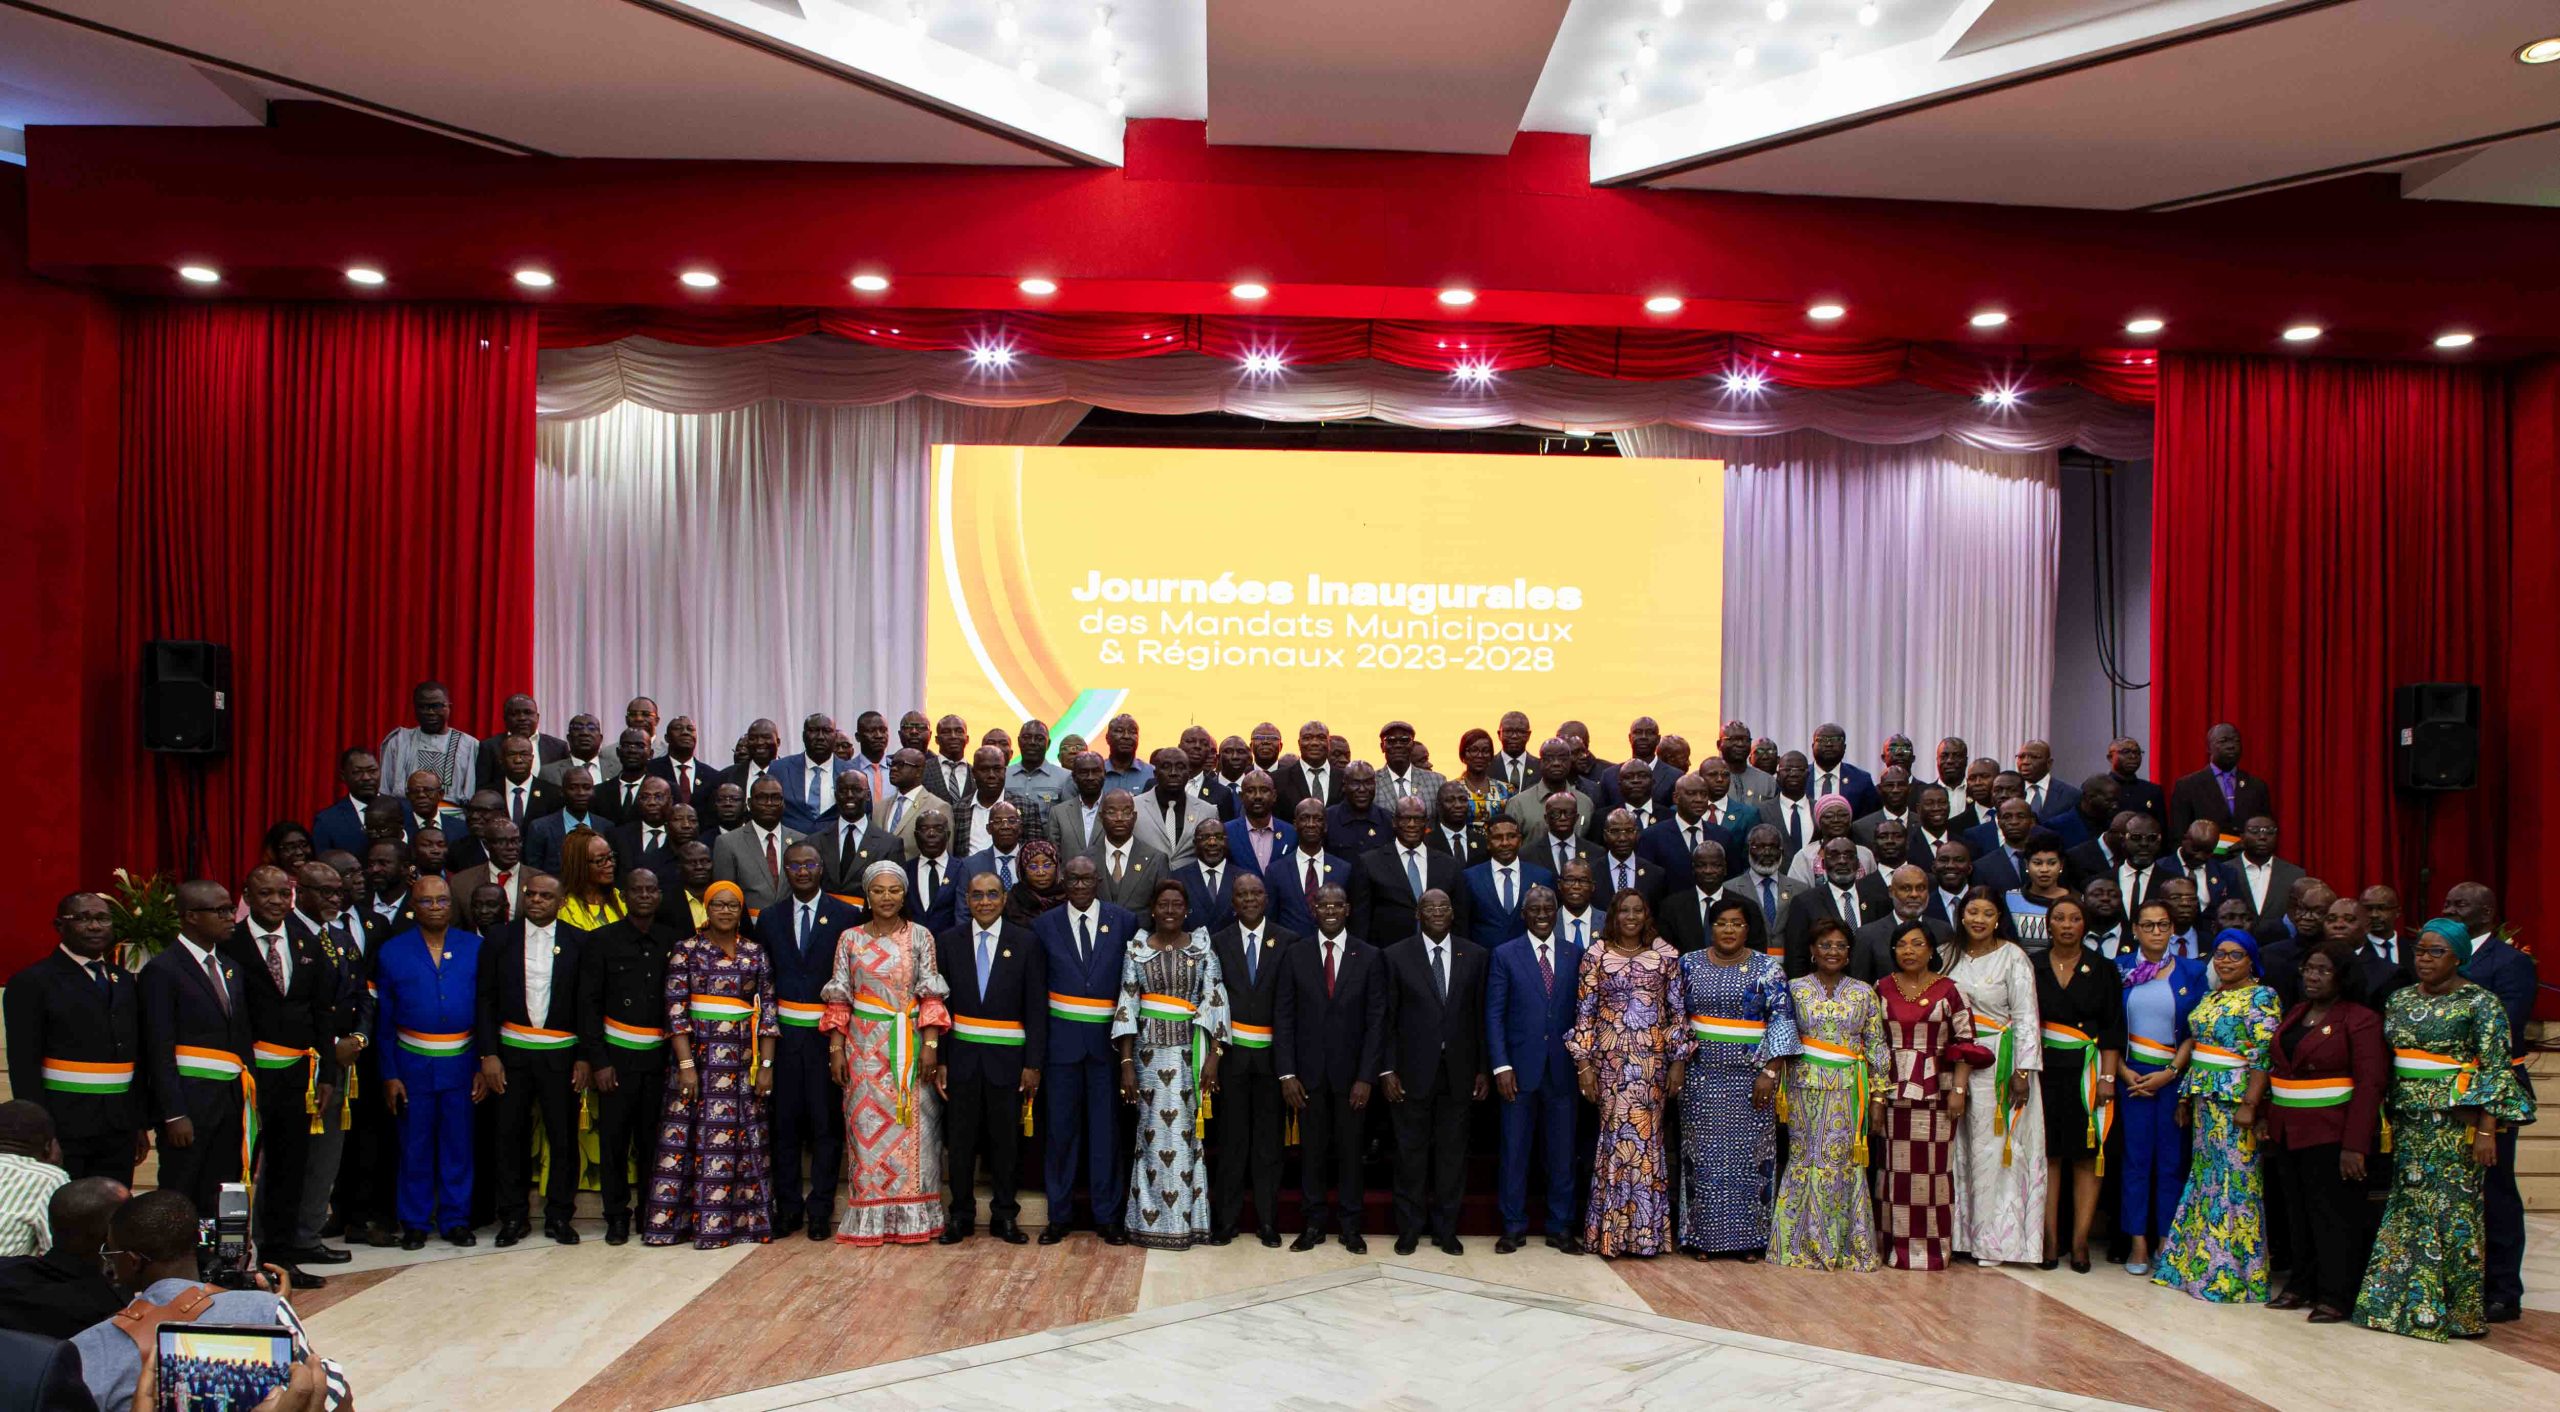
top-left (2353, 917), bottom-right (2537, 1341)
top-left (2153, 928), bottom-right (2279, 1302)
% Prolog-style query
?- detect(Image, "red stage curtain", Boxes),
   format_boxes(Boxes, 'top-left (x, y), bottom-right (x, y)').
top-left (2507, 358), bottom-right (2560, 1006)
top-left (112, 302), bottom-right (537, 886)
top-left (2151, 353), bottom-right (2508, 921)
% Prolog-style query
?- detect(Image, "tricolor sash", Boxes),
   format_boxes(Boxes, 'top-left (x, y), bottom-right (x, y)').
top-left (1795, 1035), bottom-right (1871, 1163)
top-left (1229, 1021), bottom-right (1273, 1050)
top-left (687, 994), bottom-right (755, 1025)
top-left (2392, 1047), bottom-right (2477, 1096)
top-left (2269, 1076), bottom-right (2354, 1109)
top-left (173, 1046), bottom-right (257, 1190)
top-left (950, 1015), bottom-right (1025, 1046)
top-left (1974, 1016), bottom-right (2025, 1165)
top-left (1139, 993), bottom-right (1216, 1135)
top-left (395, 1029), bottom-right (472, 1059)
top-left (2188, 1042), bottom-right (2247, 1072)
top-left (41, 1058), bottom-right (133, 1094)
top-left (604, 1019), bottom-right (667, 1051)
top-left (776, 999), bottom-right (825, 1029)
top-left (1689, 1015), bottom-right (1767, 1047)
top-left (2041, 1023), bottom-right (2109, 1162)
top-left (2126, 1034), bottom-right (2178, 1068)
top-left (852, 991), bottom-right (919, 1121)
top-left (253, 1041), bottom-right (326, 1135)
top-left (499, 1023), bottom-right (576, 1052)
top-left (1048, 992), bottom-right (1112, 1023)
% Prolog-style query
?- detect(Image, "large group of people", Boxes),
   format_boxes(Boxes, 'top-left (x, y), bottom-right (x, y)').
top-left (2, 688), bottom-right (2539, 1354)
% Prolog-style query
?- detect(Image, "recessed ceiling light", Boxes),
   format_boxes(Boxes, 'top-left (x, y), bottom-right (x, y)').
top-left (995, 1), bottom-right (1018, 41)
top-left (1636, 32), bottom-right (1658, 67)
top-left (1806, 302), bottom-right (1846, 321)
top-left (2518, 37), bottom-right (2560, 64)
top-left (177, 265), bottom-right (220, 284)
top-left (344, 267), bottom-right (386, 287)
top-left (850, 273), bottom-right (890, 292)
top-left (2282, 324), bottom-right (2322, 342)
top-left (679, 270), bottom-right (720, 289)
top-left (1858, 1), bottom-right (1880, 25)
top-left (1659, 0), bottom-right (1682, 14)
top-left (1230, 282), bottom-right (1269, 300)
top-left (2124, 317), bottom-right (2165, 335)
top-left (2435, 331), bottom-right (2476, 349)
top-left (1765, 0), bottom-right (1788, 19)
top-left (1018, 277), bottom-right (1058, 295)
top-left (1734, 42), bottom-right (1757, 67)
top-left (1595, 106), bottom-right (1617, 137)
top-left (1644, 295), bottom-right (1684, 314)
top-left (1969, 310), bottom-right (2009, 328)
top-left (1106, 91), bottom-right (1126, 116)
top-left (513, 269), bottom-right (555, 289)
top-left (1438, 288), bottom-right (1477, 307)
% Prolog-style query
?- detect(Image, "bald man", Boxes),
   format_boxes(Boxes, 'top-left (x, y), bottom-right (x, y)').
top-left (138, 880), bottom-right (254, 1215)
top-left (224, 865), bottom-right (345, 1275)
top-left (372, 876), bottom-right (488, 1247)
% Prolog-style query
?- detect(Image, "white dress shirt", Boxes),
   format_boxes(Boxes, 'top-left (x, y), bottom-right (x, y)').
top-left (246, 921), bottom-right (292, 990)
top-left (524, 921), bottom-right (557, 1024)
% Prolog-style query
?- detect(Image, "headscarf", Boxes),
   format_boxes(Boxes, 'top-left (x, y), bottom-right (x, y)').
top-left (701, 880), bottom-right (744, 906)
top-left (2209, 926), bottom-right (2260, 979)
top-left (1006, 838), bottom-right (1068, 925)
top-left (1813, 792), bottom-right (1853, 820)
top-left (2420, 915), bottom-right (2473, 964)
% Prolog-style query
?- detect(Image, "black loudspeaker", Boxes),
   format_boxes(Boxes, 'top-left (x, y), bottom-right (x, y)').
top-left (142, 639), bottom-right (231, 754)
top-left (2393, 682), bottom-right (2479, 791)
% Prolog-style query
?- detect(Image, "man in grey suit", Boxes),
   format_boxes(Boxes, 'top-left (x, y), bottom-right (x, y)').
top-left (874, 748), bottom-right (953, 853)
top-left (1718, 720), bottom-right (1776, 813)
top-left (1850, 766), bottom-right (1918, 853)
top-left (1374, 720), bottom-right (1445, 813)
top-left (1518, 789), bottom-right (1588, 877)
top-left (1501, 738), bottom-right (1594, 837)
top-left (810, 770), bottom-right (904, 893)
top-left (1130, 747), bottom-right (1207, 870)
top-left (1850, 865), bottom-right (1952, 981)
top-left (1086, 789), bottom-right (1170, 912)
top-left (1045, 751), bottom-right (1109, 858)
top-left (540, 713), bottom-right (616, 787)
top-left (1727, 825), bottom-right (1810, 939)
top-left (711, 776), bottom-right (804, 914)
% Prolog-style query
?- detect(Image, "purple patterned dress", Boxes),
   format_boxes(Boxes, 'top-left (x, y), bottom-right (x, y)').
top-left (1567, 940), bottom-right (1694, 1257)
top-left (644, 936), bottom-right (780, 1249)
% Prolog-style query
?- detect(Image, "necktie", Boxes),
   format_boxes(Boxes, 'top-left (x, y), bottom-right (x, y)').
top-left (1111, 847), bottom-right (1126, 881)
top-left (1305, 855), bottom-right (1320, 902)
top-left (977, 929), bottom-right (995, 1004)
top-left (1685, 823), bottom-right (1700, 853)
top-left (264, 936), bottom-right (287, 993)
top-left (1570, 918), bottom-right (1584, 950)
top-left (1431, 943), bottom-right (1446, 998)
top-left (1405, 850), bottom-right (1425, 901)
top-left (764, 830), bottom-right (779, 880)
top-left (1615, 860), bottom-right (1631, 894)
top-left (1499, 866), bottom-right (1514, 911)
top-left (2218, 770), bottom-right (2237, 812)
top-left (808, 764), bottom-right (823, 810)
top-left (1823, 770), bottom-right (1837, 797)
top-left (887, 794), bottom-right (908, 831)
top-left (1324, 940), bottom-right (1338, 997)
top-left (998, 853), bottom-right (1015, 887)
top-left (88, 960), bottom-right (113, 1004)
top-left (925, 859), bottom-right (941, 910)
top-left (1761, 877), bottom-right (1778, 920)
top-left (1537, 941), bottom-right (1552, 994)
top-left (1204, 864), bottom-right (1220, 899)
top-left (949, 761), bottom-right (966, 797)
top-left (676, 762), bottom-right (693, 803)
top-left (1312, 769), bottom-right (1325, 804)
top-left (2030, 782), bottom-right (2045, 812)
top-left (511, 785), bottom-right (526, 825)
top-left (798, 901), bottom-right (814, 955)
top-left (1787, 804), bottom-right (1804, 851)
top-left (203, 952), bottom-right (230, 1014)
top-left (1838, 886), bottom-right (1860, 930)
top-left (1705, 805), bottom-right (1720, 828)
top-left (1243, 930), bottom-right (1258, 986)
top-left (1556, 840), bottom-right (1573, 868)
top-left (1078, 912), bottom-right (1093, 966)
top-left (646, 827), bottom-right (662, 853)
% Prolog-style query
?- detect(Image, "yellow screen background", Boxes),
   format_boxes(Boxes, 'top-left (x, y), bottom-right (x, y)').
top-left (924, 445), bottom-right (1723, 757)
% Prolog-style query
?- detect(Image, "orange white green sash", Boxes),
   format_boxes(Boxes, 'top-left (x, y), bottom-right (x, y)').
top-left (499, 1023), bottom-right (576, 1052)
top-left (852, 991), bottom-right (918, 1121)
top-left (2188, 1042), bottom-right (2247, 1073)
top-left (1140, 993), bottom-right (1216, 1136)
top-left (776, 999), bottom-right (825, 1029)
top-left (1690, 1015), bottom-right (1766, 1047)
top-left (2270, 1076), bottom-right (2355, 1109)
top-left (253, 1041), bottom-right (326, 1135)
top-left (1049, 992), bottom-right (1112, 1023)
top-left (1973, 1016), bottom-right (2025, 1165)
top-left (2042, 1023), bottom-right (2111, 1163)
top-left (41, 1058), bottom-right (133, 1094)
top-left (1229, 1021), bottom-right (1272, 1050)
top-left (1795, 1036), bottom-right (1871, 1161)
top-left (687, 994), bottom-right (755, 1026)
top-left (950, 1015), bottom-right (1025, 1046)
top-left (2392, 1048), bottom-right (2477, 1095)
top-left (173, 1045), bottom-right (257, 1190)
top-left (604, 1018), bottom-right (666, 1051)
top-left (395, 1028), bottom-right (471, 1059)
top-left (2126, 1034), bottom-right (2178, 1067)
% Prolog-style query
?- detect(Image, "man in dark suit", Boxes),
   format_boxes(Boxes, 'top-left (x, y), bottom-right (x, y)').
top-left (142, 880), bottom-right (256, 1217)
top-left (1271, 720), bottom-right (1339, 818)
top-left (1967, 800), bottom-right (2043, 896)
top-left (1589, 717), bottom-right (1662, 812)
top-left (484, 735), bottom-right (565, 840)
top-left (284, 860), bottom-right (371, 1259)
top-left (1783, 839), bottom-right (1892, 977)
top-left (1260, 799), bottom-right (1352, 939)
top-left (1590, 758), bottom-right (1663, 838)
top-left (4, 893), bottom-right (145, 1185)
top-left (1660, 842), bottom-right (1766, 954)
top-left (1222, 769), bottom-right (1296, 883)
top-left (222, 865), bottom-right (341, 1281)
top-left (1353, 797), bottom-right (1462, 946)
top-left (1904, 785), bottom-right (1963, 870)
top-left (2105, 737), bottom-right (2167, 824)
top-left (1428, 782), bottom-right (1487, 867)
top-left (1325, 762), bottom-right (1395, 859)
top-left (1807, 723), bottom-right (1880, 819)
top-left (2041, 775), bottom-right (2120, 852)
top-left (1173, 819), bottom-right (1243, 934)
top-left (2063, 810), bottom-right (2128, 891)
top-left (1595, 806), bottom-right (1674, 905)
top-left (1850, 865), bottom-right (1952, 981)
top-left (606, 777), bottom-right (679, 884)
top-left (1485, 886), bottom-right (1584, 1253)
top-left (951, 799), bottom-right (1032, 900)
top-left (644, 715), bottom-right (728, 811)
top-left (809, 770), bottom-right (903, 894)
top-left (1032, 856), bottom-right (1139, 1243)
top-left (2166, 723), bottom-right (2274, 842)
top-left (473, 693), bottom-right (570, 785)
top-left (1209, 875), bottom-right (1294, 1246)
top-left (1276, 884), bottom-right (1384, 1252)
top-left (903, 810), bottom-right (963, 937)
top-left (1636, 774), bottom-right (1730, 884)
top-left (755, 844), bottom-right (865, 1239)
top-left (2445, 881), bottom-right (2536, 1323)
top-left (2013, 740), bottom-right (2080, 821)
top-left (592, 730), bottom-right (656, 825)
top-left (475, 874), bottom-right (584, 1247)
top-left (0, 1326), bottom-right (93, 1412)
top-left (1457, 817), bottom-right (1548, 947)
top-left (1378, 890), bottom-right (1486, 1256)
top-left (312, 747), bottom-right (385, 858)
top-left (2095, 812), bottom-right (2183, 913)
top-left (524, 766), bottom-right (606, 876)
top-left (577, 867), bottom-right (686, 1245)
top-left (936, 872), bottom-right (1045, 1244)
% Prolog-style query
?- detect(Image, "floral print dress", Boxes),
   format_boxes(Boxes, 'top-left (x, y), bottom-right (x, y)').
top-left (1567, 940), bottom-right (1694, 1257)
top-left (1769, 973), bottom-right (1890, 1271)
top-left (2154, 983), bottom-right (2280, 1301)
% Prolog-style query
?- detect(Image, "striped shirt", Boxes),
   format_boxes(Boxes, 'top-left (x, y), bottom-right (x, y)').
top-left (0, 1153), bottom-right (70, 1256)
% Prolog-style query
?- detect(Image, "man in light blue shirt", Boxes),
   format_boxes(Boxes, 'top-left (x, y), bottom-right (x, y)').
top-left (74, 1190), bottom-right (347, 1410)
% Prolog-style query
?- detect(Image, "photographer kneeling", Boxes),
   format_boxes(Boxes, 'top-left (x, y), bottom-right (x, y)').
top-left (69, 1190), bottom-right (349, 1411)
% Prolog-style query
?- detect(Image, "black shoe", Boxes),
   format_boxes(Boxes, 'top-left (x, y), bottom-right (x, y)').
top-left (443, 1226), bottom-right (477, 1247)
top-left (1206, 1232), bottom-right (1233, 1246)
top-left (1496, 1233), bottom-right (1523, 1254)
top-left (1040, 1224), bottom-right (1070, 1246)
top-left (1292, 1230), bottom-right (1324, 1252)
top-left (546, 1219), bottom-right (581, 1245)
top-left (1101, 1225), bottom-right (1130, 1247)
top-left (1554, 1234), bottom-right (1584, 1256)
top-left (292, 1244), bottom-right (354, 1265)
top-left (1438, 1237), bottom-right (1464, 1256)
top-left (992, 1220), bottom-right (1028, 1245)
top-left (1259, 1229), bottom-right (1282, 1248)
top-left (319, 1217), bottom-right (348, 1240)
top-left (366, 1224), bottom-right (402, 1249)
top-left (1394, 1234), bottom-right (1421, 1256)
top-left (2487, 1301), bottom-right (2522, 1324)
top-left (399, 1227), bottom-right (428, 1251)
top-left (775, 1211), bottom-right (805, 1239)
top-left (495, 1220), bottom-right (527, 1248)
top-left (807, 1220), bottom-right (831, 1242)
top-left (1340, 1234), bottom-right (1367, 1255)
top-left (276, 1265), bottom-right (327, 1290)
top-left (939, 1226), bottom-right (972, 1245)
top-left (605, 1217), bottom-right (630, 1246)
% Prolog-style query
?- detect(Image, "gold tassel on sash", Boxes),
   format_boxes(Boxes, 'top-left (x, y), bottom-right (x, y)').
top-left (304, 1059), bottom-right (324, 1136)
top-left (1285, 1109), bottom-right (1300, 1148)
top-left (2379, 1113), bottom-right (2393, 1154)
top-left (1021, 1090), bottom-right (1036, 1137)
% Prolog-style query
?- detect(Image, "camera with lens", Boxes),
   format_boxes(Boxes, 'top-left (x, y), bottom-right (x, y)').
top-left (196, 1183), bottom-right (260, 1290)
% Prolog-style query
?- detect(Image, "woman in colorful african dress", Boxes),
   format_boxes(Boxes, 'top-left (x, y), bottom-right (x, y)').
top-left (644, 880), bottom-right (780, 1249)
top-left (1569, 889), bottom-right (1694, 1259)
top-left (1451, 728), bottom-right (1516, 833)
top-left (1770, 918), bottom-right (1889, 1271)
top-left (1676, 893), bottom-right (1799, 1259)
top-left (1946, 887), bottom-right (2046, 1266)
top-left (820, 859), bottom-right (952, 1246)
top-left (2153, 928), bottom-right (2280, 1301)
top-left (1875, 919), bottom-right (1978, 1271)
top-left (1111, 876), bottom-right (1231, 1251)
top-left (2354, 917), bottom-right (2537, 1341)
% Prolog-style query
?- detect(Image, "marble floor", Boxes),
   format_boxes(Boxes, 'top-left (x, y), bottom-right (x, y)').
top-left (291, 1215), bottom-right (2560, 1412)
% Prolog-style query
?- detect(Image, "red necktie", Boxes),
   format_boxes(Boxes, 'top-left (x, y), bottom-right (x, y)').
top-left (1538, 941), bottom-right (1553, 994)
top-left (676, 763), bottom-right (693, 804)
top-left (764, 831), bottom-right (779, 880)
top-left (1304, 856), bottom-right (1319, 901)
top-left (1323, 940), bottom-right (1338, 998)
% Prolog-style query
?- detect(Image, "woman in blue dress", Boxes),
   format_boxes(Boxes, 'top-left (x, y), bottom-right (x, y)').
top-left (2113, 898), bottom-right (2210, 1276)
top-left (1675, 893), bottom-right (1800, 1260)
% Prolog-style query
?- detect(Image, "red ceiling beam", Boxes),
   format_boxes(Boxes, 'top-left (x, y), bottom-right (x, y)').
top-left (22, 107), bottom-right (2560, 360)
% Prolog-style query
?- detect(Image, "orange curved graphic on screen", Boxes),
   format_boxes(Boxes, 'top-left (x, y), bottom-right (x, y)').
top-left (937, 449), bottom-right (1078, 718)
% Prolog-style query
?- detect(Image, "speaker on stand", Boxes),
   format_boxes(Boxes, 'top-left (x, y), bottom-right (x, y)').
top-left (142, 640), bottom-right (231, 879)
top-left (2393, 682), bottom-right (2479, 912)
